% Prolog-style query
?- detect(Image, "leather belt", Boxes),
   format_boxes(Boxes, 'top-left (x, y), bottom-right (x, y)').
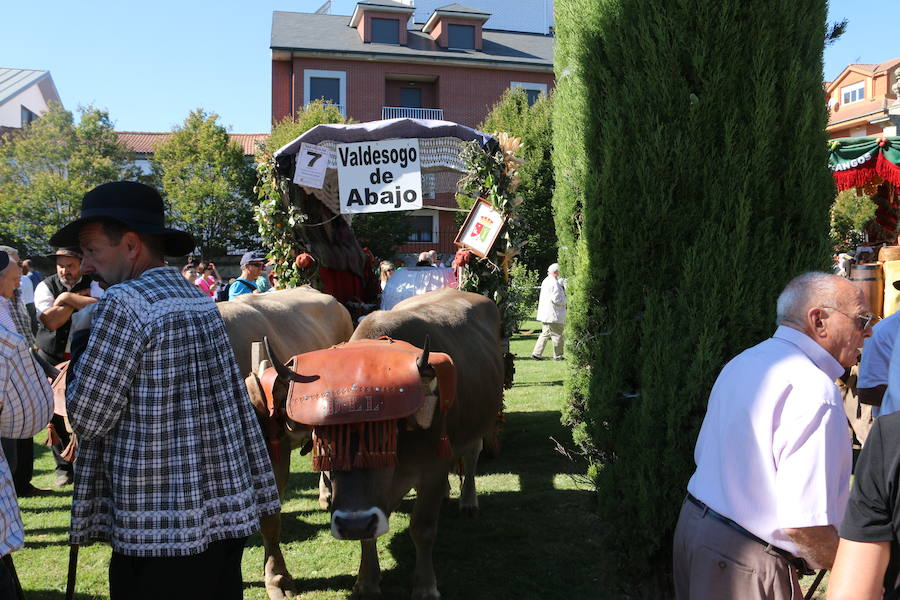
top-left (686, 493), bottom-right (812, 574)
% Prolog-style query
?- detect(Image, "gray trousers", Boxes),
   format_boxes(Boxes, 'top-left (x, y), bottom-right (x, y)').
top-left (532, 322), bottom-right (564, 358)
top-left (673, 498), bottom-right (802, 600)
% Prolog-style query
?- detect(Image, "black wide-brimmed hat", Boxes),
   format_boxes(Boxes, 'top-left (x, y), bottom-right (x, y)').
top-left (49, 181), bottom-right (195, 256)
top-left (45, 247), bottom-right (83, 261)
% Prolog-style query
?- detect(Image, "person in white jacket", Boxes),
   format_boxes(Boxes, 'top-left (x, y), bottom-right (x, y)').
top-left (531, 263), bottom-right (566, 360)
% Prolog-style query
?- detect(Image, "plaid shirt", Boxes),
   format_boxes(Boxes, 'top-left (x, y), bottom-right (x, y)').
top-left (67, 267), bottom-right (280, 557)
top-left (10, 289), bottom-right (35, 348)
top-left (0, 325), bottom-right (54, 555)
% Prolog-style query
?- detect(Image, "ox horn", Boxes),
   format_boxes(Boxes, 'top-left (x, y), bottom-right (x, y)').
top-left (417, 335), bottom-right (431, 372)
top-left (264, 336), bottom-right (295, 382)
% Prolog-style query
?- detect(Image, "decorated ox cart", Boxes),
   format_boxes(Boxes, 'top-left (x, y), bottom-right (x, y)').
top-left (258, 117), bottom-right (526, 354)
top-left (245, 117), bottom-right (526, 599)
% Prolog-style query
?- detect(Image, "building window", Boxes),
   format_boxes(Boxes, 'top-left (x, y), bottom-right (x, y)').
top-left (408, 212), bottom-right (437, 243)
top-left (842, 81), bottom-right (865, 105)
top-left (511, 82), bottom-right (548, 106)
top-left (20, 106), bottom-right (38, 126)
top-left (400, 87), bottom-right (422, 108)
top-left (371, 18), bottom-right (400, 44)
top-left (850, 126), bottom-right (868, 138)
top-left (447, 24), bottom-right (475, 49)
top-left (304, 69), bottom-right (347, 115)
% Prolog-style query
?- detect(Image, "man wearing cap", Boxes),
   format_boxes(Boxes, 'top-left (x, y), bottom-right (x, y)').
top-left (34, 248), bottom-right (104, 364)
top-left (33, 247), bottom-right (104, 487)
top-left (228, 251), bottom-right (266, 300)
top-left (0, 250), bottom-right (54, 597)
top-left (531, 263), bottom-right (567, 361)
top-left (52, 181), bottom-right (279, 599)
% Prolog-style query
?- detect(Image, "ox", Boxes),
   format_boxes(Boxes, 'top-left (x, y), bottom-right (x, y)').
top-left (218, 287), bottom-right (353, 600)
top-left (265, 288), bottom-right (504, 599)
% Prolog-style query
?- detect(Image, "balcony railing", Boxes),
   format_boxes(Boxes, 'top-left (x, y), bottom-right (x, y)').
top-left (382, 107), bottom-right (444, 121)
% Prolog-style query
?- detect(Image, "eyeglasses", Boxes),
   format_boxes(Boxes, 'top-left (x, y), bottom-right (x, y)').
top-left (820, 306), bottom-right (880, 330)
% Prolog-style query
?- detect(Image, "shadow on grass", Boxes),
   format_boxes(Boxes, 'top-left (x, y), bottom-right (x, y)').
top-left (376, 408), bottom-right (598, 599)
top-left (384, 488), bottom-right (600, 599)
top-left (513, 379), bottom-right (564, 387)
top-left (243, 572), bottom-right (360, 594)
top-left (17, 592), bottom-right (101, 600)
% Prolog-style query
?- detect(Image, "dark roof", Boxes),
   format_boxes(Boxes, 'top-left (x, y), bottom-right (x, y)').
top-left (433, 4), bottom-right (491, 15)
top-left (117, 131), bottom-right (268, 156)
top-left (271, 11), bottom-right (553, 69)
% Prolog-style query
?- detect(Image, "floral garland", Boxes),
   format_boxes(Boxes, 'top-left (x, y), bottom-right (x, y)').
top-left (254, 152), bottom-right (313, 289)
top-left (455, 133), bottom-right (526, 343)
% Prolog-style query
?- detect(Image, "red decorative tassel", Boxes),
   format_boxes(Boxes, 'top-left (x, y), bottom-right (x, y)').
top-left (45, 423), bottom-right (60, 447)
top-left (877, 152), bottom-right (900, 189)
top-left (834, 163), bottom-right (879, 191)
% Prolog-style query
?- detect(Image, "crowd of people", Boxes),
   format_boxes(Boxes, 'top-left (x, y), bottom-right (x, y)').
top-left (0, 181), bottom-right (279, 599)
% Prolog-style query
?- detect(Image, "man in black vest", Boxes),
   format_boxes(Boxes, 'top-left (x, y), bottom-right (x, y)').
top-left (33, 248), bottom-right (103, 485)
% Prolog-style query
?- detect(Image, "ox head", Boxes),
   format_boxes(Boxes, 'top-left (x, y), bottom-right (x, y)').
top-left (264, 336), bottom-right (455, 541)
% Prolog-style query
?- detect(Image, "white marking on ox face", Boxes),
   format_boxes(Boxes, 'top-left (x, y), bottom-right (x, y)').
top-left (331, 508), bottom-right (389, 540)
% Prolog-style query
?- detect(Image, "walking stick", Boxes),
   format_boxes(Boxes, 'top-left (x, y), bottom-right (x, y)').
top-left (804, 569), bottom-right (826, 600)
top-left (65, 544), bottom-right (79, 600)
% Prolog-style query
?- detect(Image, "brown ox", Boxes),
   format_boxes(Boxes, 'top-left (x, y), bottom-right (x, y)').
top-left (266, 288), bottom-right (503, 599)
top-left (218, 287), bottom-right (353, 600)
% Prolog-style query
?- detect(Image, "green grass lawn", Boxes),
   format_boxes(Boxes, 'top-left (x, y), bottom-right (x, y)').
top-left (13, 320), bottom-right (602, 599)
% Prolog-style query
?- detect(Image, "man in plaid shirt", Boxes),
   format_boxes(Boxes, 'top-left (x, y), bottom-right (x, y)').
top-left (51, 181), bottom-right (280, 600)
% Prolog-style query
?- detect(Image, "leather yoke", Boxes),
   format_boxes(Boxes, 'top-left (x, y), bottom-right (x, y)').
top-left (285, 338), bottom-right (452, 427)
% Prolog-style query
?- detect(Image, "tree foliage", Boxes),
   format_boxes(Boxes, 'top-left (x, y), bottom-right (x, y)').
top-left (0, 103), bottom-right (140, 256)
top-left (831, 189), bottom-right (876, 252)
top-left (254, 101), bottom-right (351, 288)
top-left (350, 212), bottom-right (412, 261)
top-left (480, 88), bottom-right (557, 273)
top-left (151, 109), bottom-right (256, 257)
top-left (555, 0), bottom-right (835, 593)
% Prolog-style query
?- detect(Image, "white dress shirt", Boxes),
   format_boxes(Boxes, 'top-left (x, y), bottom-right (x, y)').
top-left (18, 276), bottom-right (33, 305)
top-left (34, 279), bottom-right (104, 315)
top-left (687, 325), bottom-right (851, 556)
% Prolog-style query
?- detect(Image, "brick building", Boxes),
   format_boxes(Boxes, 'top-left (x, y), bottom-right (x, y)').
top-left (826, 57), bottom-right (900, 139)
top-left (270, 0), bottom-right (554, 257)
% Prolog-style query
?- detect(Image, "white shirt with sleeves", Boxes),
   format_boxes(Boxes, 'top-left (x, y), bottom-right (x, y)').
top-left (0, 324), bottom-right (54, 555)
top-left (536, 275), bottom-right (566, 324)
top-left (687, 325), bottom-right (851, 556)
top-left (34, 279), bottom-right (104, 316)
top-left (18, 276), bottom-right (33, 305)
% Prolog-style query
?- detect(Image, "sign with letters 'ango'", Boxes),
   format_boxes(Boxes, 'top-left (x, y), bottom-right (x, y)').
top-left (336, 139), bottom-right (423, 214)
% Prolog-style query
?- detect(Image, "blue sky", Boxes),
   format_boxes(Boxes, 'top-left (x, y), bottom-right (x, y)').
top-left (1, 0), bottom-right (894, 134)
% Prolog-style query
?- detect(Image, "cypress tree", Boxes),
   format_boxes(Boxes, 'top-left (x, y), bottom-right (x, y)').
top-left (554, 0), bottom-right (834, 593)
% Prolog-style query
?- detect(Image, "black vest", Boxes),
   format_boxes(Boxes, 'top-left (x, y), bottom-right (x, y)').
top-left (35, 274), bottom-right (92, 363)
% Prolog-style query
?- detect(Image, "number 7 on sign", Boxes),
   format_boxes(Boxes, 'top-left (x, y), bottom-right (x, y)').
top-left (293, 142), bottom-right (331, 189)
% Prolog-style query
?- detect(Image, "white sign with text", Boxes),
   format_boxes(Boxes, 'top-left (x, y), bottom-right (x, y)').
top-left (293, 142), bottom-right (332, 189)
top-left (336, 138), bottom-right (423, 214)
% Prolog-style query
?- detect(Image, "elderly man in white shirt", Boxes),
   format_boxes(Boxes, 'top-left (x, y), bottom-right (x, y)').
top-left (0, 250), bottom-right (54, 596)
top-left (673, 272), bottom-right (875, 600)
top-left (531, 263), bottom-right (567, 361)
